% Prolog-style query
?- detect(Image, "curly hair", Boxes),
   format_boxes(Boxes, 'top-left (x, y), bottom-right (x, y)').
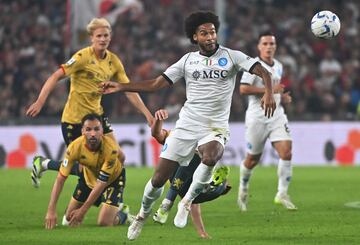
top-left (184, 11), bottom-right (220, 44)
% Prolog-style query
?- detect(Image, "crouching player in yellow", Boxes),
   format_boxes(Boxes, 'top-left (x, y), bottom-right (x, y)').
top-left (45, 113), bottom-right (128, 229)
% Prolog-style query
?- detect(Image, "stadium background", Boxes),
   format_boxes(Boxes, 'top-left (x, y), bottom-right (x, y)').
top-left (0, 0), bottom-right (359, 168)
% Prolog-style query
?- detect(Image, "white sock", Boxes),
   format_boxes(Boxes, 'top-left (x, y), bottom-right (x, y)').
top-left (139, 179), bottom-right (164, 217)
top-left (277, 159), bottom-right (292, 195)
top-left (183, 163), bottom-right (214, 203)
top-left (239, 160), bottom-right (252, 192)
top-left (42, 159), bottom-right (50, 170)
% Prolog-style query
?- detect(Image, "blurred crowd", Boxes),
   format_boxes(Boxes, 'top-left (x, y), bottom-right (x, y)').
top-left (0, 0), bottom-right (359, 124)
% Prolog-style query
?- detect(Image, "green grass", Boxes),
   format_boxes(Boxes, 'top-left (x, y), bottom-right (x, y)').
top-left (1, 166), bottom-right (360, 244)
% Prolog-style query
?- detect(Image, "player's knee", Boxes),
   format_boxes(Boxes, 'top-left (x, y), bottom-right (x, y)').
top-left (151, 174), bottom-right (167, 188)
top-left (244, 155), bottom-right (260, 169)
top-left (97, 218), bottom-right (113, 227)
top-left (245, 159), bottom-right (258, 169)
top-left (279, 150), bottom-right (292, 160)
top-left (201, 155), bottom-right (218, 166)
top-left (118, 150), bottom-right (125, 163)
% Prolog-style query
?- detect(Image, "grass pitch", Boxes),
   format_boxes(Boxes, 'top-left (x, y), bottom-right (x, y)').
top-left (1, 166), bottom-right (360, 245)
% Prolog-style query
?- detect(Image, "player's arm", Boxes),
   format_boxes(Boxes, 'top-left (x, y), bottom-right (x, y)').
top-left (250, 63), bottom-right (276, 117)
top-left (124, 92), bottom-right (154, 126)
top-left (100, 75), bottom-right (171, 94)
top-left (190, 204), bottom-right (211, 239)
top-left (69, 179), bottom-right (108, 226)
top-left (26, 68), bottom-right (65, 117)
top-left (151, 109), bottom-right (169, 145)
top-left (240, 83), bottom-right (284, 95)
top-left (45, 172), bottom-right (67, 229)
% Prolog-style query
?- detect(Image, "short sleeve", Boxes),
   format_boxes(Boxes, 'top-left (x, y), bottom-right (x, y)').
top-left (98, 148), bottom-right (119, 182)
top-left (163, 53), bottom-right (190, 84)
top-left (230, 50), bottom-right (258, 73)
top-left (113, 56), bottom-right (130, 84)
top-left (61, 50), bottom-right (87, 76)
top-left (240, 71), bottom-right (256, 85)
top-left (59, 142), bottom-right (77, 177)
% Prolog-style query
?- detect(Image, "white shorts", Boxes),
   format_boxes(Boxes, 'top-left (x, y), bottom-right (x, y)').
top-left (245, 114), bottom-right (291, 155)
top-left (160, 127), bottom-right (229, 166)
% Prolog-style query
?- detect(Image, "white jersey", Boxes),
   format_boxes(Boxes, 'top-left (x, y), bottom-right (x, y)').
top-left (163, 45), bottom-right (257, 129)
top-left (240, 57), bottom-right (285, 122)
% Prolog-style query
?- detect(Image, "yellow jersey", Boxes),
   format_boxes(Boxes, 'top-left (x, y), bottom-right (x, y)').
top-left (60, 47), bottom-right (129, 124)
top-left (59, 135), bottom-right (122, 189)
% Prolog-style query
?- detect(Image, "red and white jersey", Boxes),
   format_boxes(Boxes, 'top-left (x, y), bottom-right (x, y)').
top-left (240, 57), bottom-right (285, 121)
top-left (163, 45), bottom-right (257, 129)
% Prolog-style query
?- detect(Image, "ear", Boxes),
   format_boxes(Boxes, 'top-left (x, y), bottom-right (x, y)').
top-left (193, 33), bottom-right (198, 42)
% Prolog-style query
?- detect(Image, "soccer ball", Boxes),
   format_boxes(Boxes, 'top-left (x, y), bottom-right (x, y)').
top-left (311, 10), bottom-right (341, 39)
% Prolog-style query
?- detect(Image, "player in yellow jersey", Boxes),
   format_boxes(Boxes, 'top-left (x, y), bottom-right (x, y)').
top-left (45, 113), bottom-right (128, 229)
top-left (26, 18), bottom-right (153, 187)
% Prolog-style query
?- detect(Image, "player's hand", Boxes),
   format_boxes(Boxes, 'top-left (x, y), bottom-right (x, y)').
top-left (45, 210), bottom-right (57, 229)
top-left (261, 91), bottom-right (276, 118)
top-left (26, 101), bottom-right (44, 117)
top-left (69, 208), bottom-right (85, 227)
top-left (281, 91), bottom-right (292, 104)
top-left (198, 231), bottom-right (212, 239)
top-left (99, 81), bottom-right (122, 94)
top-left (273, 84), bottom-right (285, 94)
top-left (146, 115), bottom-right (155, 127)
top-left (154, 109), bottom-right (168, 121)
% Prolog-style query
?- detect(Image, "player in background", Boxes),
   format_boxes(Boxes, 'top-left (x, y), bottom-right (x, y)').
top-left (151, 109), bottom-right (231, 239)
top-left (238, 31), bottom-right (297, 211)
top-left (45, 113), bottom-right (130, 229)
top-left (100, 11), bottom-right (276, 240)
top-left (26, 18), bottom-right (153, 187)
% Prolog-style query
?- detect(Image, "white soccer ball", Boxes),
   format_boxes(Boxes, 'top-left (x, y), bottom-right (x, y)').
top-left (311, 10), bottom-right (341, 39)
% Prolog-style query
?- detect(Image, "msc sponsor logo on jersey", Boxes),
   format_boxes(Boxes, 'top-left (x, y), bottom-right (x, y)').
top-left (218, 57), bottom-right (228, 66)
top-left (192, 69), bottom-right (229, 80)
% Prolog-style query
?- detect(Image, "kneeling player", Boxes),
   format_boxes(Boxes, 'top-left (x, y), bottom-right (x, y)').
top-left (44, 113), bottom-right (130, 229)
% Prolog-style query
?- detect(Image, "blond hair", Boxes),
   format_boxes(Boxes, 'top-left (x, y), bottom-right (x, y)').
top-left (86, 18), bottom-right (112, 35)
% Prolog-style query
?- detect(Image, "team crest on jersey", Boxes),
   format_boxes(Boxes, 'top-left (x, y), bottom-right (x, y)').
top-left (87, 71), bottom-right (94, 79)
top-left (65, 57), bottom-right (76, 66)
top-left (218, 57), bottom-right (228, 66)
top-left (192, 70), bottom-right (201, 81)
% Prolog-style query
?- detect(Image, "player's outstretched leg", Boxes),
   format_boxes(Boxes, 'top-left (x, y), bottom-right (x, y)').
top-left (31, 156), bottom-right (49, 188)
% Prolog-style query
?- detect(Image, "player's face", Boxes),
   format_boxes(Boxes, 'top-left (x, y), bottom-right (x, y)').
top-left (257, 35), bottom-right (276, 60)
top-left (193, 23), bottom-right (217, 55)
top-left (90, 27), bottom-right (111, 52)
top-left (82, 119), bottom-right (103, 150)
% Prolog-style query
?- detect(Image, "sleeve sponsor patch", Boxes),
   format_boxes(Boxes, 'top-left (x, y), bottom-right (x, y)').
top-left (62, 158), bottom-right (68, 167)
top-left (65, 57), bottom-right (76, 66)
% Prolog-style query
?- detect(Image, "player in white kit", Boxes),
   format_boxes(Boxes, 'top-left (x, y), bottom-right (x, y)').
top-left (238, 32), bottom-right (297, 212)
top-left (101, 12), bottom-right (276, 240)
